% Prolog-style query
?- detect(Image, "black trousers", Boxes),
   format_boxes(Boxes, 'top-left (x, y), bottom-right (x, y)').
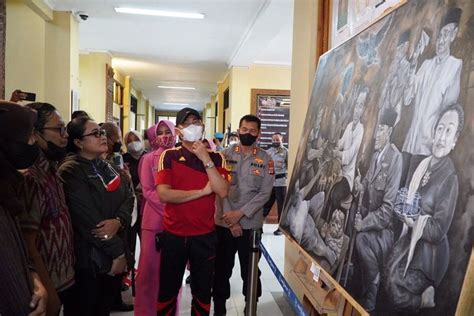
top-left (58, 285), bottom-right (76, 316)
top-left (263, 186), bottom-right (287, 221)
top-left (157, 231), bottom-right (216, 316)
top-left (212, 226), bottom-right (262, 307)
top-left (68, 269), bottom-right (119, 316)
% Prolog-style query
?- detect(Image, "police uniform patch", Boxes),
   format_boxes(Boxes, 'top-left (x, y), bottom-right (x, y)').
top-left (250, 162), bottom-right (265, 168)
top-left (253, 169), bottom-right (262, 176)
top-left (268, 160), bottom-right (275, 175)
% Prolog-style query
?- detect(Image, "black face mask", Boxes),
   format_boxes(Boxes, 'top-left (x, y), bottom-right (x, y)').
top-left (45, 141), bottom-right (68, 161)
top-left (239, 133), bottom-right (257, 146)
top-left (112, 142), bottom-right (122, 153)
top-left (5, 141), bottom-right (40, 169)
top-left (38, 134), bottom-right (67, 161)
top-left (272, 142), bottom-right (281, 147)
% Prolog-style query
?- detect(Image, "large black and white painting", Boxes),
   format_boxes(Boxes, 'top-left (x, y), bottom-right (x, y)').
top-left (280, 1), bottom-right (474, 315)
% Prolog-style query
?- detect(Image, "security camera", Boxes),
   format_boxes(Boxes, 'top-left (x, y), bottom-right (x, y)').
top-left (74, 11), bottom-right (89, 21)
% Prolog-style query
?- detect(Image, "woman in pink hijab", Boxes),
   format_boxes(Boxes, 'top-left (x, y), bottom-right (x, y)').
top-left (135, 120), bottom-right (176, 315)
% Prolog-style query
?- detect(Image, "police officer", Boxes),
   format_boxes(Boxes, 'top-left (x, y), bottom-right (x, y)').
top-left (213, 114), bottom-right (274, 316)
top-left (263, 132), bottom-right (288, 235)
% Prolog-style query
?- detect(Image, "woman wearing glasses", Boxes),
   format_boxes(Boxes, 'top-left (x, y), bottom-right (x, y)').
top-left (58, 117), bottom-right (133, 316)
top-left (18, 103), bottom-right (75, 316)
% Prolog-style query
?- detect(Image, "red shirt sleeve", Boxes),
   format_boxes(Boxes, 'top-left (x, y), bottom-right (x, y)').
top-left (212, 152), bottom-right (230, 181)
top-left (155, 150), bottom-right (173, 186)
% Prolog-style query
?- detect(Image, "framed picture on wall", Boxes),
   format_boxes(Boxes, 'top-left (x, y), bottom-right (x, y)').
top-left (330, 0), bottom-right (406, 48)
top-left (251, 89), bottom-right (290, 150)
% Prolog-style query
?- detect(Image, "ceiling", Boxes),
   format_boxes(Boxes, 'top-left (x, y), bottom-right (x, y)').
top-left (47, 0), bottom-right (294, 112)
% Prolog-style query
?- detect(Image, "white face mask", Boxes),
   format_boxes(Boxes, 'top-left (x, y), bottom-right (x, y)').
top-left (229, 140), bottom-right (239, 146)
top-left (181, 124), bottom-right (204, 142)
top-left (127, 141), bottom-right (144, 154)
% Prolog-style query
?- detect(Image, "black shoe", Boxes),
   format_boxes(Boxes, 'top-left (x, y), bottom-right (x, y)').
top-left (111, 302), bottom-right (134, 312)
top-left (213, 299), bottom-right (226, 315)
top-left (185, 275), bottom-right (192, 284)
top-left (273, 229), bottom-right (282, 235)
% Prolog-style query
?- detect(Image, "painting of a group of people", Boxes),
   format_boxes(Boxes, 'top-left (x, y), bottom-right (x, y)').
top-left (280, 1), bottom-right (474, 314)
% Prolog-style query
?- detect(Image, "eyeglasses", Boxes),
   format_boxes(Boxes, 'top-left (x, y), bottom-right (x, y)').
top-left (82, 129), bottom-right (107, 138)
top-left (39, 126), bottom-right (67, 137)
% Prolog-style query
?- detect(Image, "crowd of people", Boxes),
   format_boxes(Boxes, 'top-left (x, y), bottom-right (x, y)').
top-left (0, 100), bottom-right (289, 316)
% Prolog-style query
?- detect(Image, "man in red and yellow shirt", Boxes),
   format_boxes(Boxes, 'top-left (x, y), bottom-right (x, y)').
top-left (156, 107), bottom-right (229, 316)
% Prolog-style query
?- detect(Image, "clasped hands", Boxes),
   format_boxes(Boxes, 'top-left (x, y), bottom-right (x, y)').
top-left (222, 210), bottom-right (244, 237)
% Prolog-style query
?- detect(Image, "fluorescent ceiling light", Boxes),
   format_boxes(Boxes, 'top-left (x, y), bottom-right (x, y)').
top-left (163, 102), bottom-right (189, 106)
top-left (158, 85), bottom-right (195, 90)
top-left (115, 7), bottom-right (205, 19)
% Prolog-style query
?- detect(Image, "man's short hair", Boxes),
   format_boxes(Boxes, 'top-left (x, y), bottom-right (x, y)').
top-left (239, 114), bottom-right (261, 130)
top-left (273, 132), bottom-right (282, 137)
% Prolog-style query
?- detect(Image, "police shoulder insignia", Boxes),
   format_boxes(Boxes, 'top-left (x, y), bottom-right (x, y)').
top-left (268, 160), bottom-right (275, 175)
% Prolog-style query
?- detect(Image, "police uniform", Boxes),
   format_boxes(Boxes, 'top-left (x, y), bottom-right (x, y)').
top-left (263, 145), bottom-right (288, 220)
top-left (213, 144), bottom-right (274, 314)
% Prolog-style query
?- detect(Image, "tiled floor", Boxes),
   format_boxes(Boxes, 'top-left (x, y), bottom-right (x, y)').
top-left (113, 224), bottom-right (296, 316)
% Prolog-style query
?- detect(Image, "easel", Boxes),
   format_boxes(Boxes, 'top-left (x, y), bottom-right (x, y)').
top-left (283, 235), bottom-right (368, 316)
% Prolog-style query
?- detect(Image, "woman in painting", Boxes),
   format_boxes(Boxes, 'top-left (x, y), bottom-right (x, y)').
top-left (385, 103), bottom-right (464, 312)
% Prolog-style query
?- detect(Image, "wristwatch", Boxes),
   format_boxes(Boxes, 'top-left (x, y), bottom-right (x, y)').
top-left (204, 161), bottom-right (215, 169)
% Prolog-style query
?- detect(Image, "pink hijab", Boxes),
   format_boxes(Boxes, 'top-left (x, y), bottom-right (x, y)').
top-left (147, 120), bottom-right (176, 152)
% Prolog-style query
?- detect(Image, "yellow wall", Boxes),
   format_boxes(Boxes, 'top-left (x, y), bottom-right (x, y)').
top-left (145, 99), bottom-right (151, 127)
top-left (122, 75), bottom-right (131, 133)
top-left (130, 86), bottom-right (149, 134)
top-left (78, 52), bottom-right (112, 123)
top-left (283, 0), bottom-right (322, 301)
top-left (6, 0), bottom-right (46, 102)
top-left (204, 102), bottom-right (213, 138)
top-left (6, 0), bottom-right (78, 119)
top-left (114, 69), bottom-right (125, 87)
top-left (287, 0), bottom-right (318, 180)
top-left (209, 94), bottom-right (218, 133)
top-left (216, 73), bottom-right (230, 133)
top-left (228, 65), bottom-right (292, 131)
top-left (44, 12), bottom-right (79, 119)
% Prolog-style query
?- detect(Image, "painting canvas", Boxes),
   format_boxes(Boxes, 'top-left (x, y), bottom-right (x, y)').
top-left (280, 1), bottom-right (474, 315)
